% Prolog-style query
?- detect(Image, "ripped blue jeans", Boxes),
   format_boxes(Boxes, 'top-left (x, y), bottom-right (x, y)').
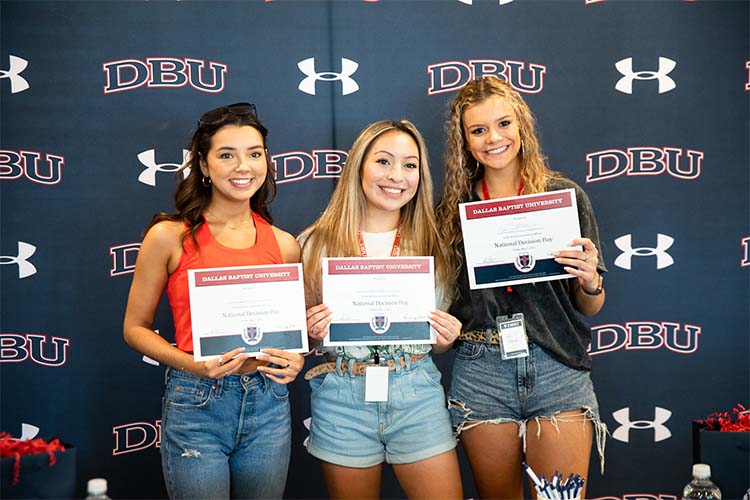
top-left (448, 342), bottom-right (606, 473)
top-left (161, 367), bottom-right (291, 499)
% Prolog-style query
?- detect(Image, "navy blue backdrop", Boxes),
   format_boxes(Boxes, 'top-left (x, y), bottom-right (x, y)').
top-left (2, 1), bottom-right (748, 499)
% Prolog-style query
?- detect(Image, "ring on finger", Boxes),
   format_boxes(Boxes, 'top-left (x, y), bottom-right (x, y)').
top-left (217, 356), bottom-right (224, 366)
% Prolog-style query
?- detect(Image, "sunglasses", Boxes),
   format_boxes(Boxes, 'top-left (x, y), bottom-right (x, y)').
top-left (198, 102), bottom-right (258, 127)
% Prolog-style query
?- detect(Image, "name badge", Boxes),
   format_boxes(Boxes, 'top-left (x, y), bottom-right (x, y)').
top-left (496, 313), bottom-right (529, 360)
top-left (365, 366), bottom-right (389, 402)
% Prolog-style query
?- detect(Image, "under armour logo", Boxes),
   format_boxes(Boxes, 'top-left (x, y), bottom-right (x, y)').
top-left (457, 0), bottom-right (515, 4)
top-left (0, 55), bottom-right (30, 94)
top-left (612, 407), bottom-right (672, 442)
top-left (0, 241), bottom-right (37, 278)
top-left (137, 149), bottom-right (190, 186)
top-left (615, 57), bottom-right (676, 94)
top-left (614, 233), bottom-right (674, 270)
top-left (297, 58), bottom-right (359, 96)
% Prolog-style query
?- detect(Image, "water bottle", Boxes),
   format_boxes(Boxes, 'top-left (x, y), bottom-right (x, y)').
top-left (86, 478), bottom-right (111, 499)
top-left (683, 464), bottom-right (722, 500)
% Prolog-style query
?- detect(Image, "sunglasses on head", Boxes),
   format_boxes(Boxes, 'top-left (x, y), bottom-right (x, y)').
top-left (198, 102), bottom-right (257, 127)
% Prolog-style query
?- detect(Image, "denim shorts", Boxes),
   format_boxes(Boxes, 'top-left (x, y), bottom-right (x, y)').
top-left (161, 367), bottom-right (291, 499)
top-left (448, 342), bottom-right (606, 471)
top-left (306, 354), bottom-right (456, 468)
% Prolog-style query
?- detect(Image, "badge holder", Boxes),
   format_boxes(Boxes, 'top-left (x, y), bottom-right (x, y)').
top-left (496, 313), bottom-right (530, 360)
top-left (365, 349), bottom-right (389, 402)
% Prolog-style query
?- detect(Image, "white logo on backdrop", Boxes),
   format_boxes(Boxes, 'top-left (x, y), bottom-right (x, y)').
top-left (137, 149), bottom-right (191, 186)
top-left (612, 407), bottom-right (672, 442)
top-left (614, 234), bottom-right (674, 270)
top-left (0, 241), bottom-right (37, 278)
top-left (615, 57), bottom-right (676, 94)
top-left (457, 0), bottom-right (514, 4)
top-left (0, 55), bottom-right (30, 94)
top-left (298, 58), bottom-right (359, 96)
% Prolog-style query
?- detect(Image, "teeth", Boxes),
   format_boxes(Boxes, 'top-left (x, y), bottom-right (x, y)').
top-left (487, 146), bottom-right (509, 154)
top-left (382, 187), bottom-right (402, 194)
top-left (231, 179), bottom-right (251, 185)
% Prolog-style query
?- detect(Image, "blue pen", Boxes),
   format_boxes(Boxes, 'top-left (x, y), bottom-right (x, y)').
top-left (522, 462), bottom-right (547, 498)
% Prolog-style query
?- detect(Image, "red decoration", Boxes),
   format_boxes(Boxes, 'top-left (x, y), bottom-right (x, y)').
top-left (698, 403), bottom-right (750, 432)
top-left (0, 432), bottom-right (66, 485)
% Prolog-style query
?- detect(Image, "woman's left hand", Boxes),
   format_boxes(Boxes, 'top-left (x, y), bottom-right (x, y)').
top-left (553, 237), bottom-right (600, 293)
top-left (256, 349), bottom-right (305, 384)
top-left (429, 310), bottom-right (462, 352)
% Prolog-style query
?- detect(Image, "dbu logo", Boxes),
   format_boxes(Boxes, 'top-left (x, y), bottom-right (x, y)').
top-left (0, 334), bottom-right (70, 367)
top-left (137, 149), bottom-right (191, 186)
top-left (103, 57), bottom-right (227, 94)
top-left (586, 147), bottom-right (703, 182)
top-left (0, 55), bottom-right (29, 94)
top-left (614, 234), bottom-right (674, 270)
top-left (110, 243), bottom-right (141, 277)
top-left (0, 150), bottom-right (65, 184)
top-left (612, 407), bottom-right (672, 443)
top-left (112, 420), bottom-right (161, 456)
top-left (272, 150), bottom-right (347, 184)
top-left (0, 241), bottom-right (37, 278)
top-left (589, 322), bottom-right (701, 356)
top-left (297, 58), bottom-right (359, 96)
top-left (428, 59), bottom-right (546, 95)
top-left (615, 57), bottom-right (676, 94)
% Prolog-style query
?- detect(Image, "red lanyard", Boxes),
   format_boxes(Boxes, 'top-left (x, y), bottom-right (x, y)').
top-left (482, 177), bottom-right (525, 200)
top-left (357, 223), bottom-right (402, 257)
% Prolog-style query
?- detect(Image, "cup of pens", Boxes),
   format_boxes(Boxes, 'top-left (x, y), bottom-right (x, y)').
top-left (523, 462), bottom-right (585, 500)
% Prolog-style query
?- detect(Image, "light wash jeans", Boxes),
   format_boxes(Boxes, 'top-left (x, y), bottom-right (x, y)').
top-left (160, 367), bottom-right (291, 499)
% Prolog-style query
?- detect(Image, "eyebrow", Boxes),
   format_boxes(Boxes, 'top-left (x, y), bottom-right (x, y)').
top-left (466, 114), bottom-right (513, 128)
top-left (372, 150), bottom-right (419, 160)
top-left (215, 145), bottom-right (264, 151)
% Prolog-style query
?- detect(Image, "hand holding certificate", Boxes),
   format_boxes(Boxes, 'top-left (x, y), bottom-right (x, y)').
top-left (321, 257), bottom-right (436, 347)
top-left (459, 189), bottom-right (582, 290)
top-left (188, 263), bottom-right (309, 361)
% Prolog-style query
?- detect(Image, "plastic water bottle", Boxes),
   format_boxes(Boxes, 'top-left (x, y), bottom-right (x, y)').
top-left (683, 464), bottom-right (722, 500)
top-left (86, 478), bottom-right (111, 499)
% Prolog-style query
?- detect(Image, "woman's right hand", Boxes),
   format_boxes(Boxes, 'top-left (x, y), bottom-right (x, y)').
top-left (306, 303), bottom-right (332, 342)
top-left (198, 347), bottom-right (250, 379)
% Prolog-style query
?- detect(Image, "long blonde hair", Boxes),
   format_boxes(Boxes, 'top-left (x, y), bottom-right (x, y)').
top-left (436, 76), bottom-right (561, 291)
top-left (301, 120), bottom-right (447, 296)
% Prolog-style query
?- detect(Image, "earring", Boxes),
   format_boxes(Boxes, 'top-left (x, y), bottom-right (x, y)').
top-left (202, 175), bottom-right (212, 187)
top-left (520, 140), bottom-right (525, 156)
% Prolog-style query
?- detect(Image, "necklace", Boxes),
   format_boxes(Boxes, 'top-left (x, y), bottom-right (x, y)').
top-left (481, 177), bottom-right (524, 200)
top-left (205, 210), bottom-right (251, 230)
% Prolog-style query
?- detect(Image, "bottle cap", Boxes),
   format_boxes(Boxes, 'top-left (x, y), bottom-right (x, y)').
top-left (87, 478), bottom-right (108, 495)
top-left (692, 463), bottom-right (711, 479)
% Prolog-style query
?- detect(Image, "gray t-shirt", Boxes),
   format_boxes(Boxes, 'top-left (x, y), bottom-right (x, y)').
top-left (449, 177), bottom-right (607, 370)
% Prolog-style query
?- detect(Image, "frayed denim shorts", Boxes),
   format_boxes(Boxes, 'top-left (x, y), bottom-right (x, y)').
top-left (448, 342), bottom-right (606, 471)
top-left (306, 353), bottom-right (456, 468)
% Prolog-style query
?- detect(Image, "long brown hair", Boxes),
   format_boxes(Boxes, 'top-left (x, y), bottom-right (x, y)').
top-left (301, 120), bottom-right (448, 296)
top-left (146, 104), bottom-right (276, 248)
top-left (436, 76), bottom-right (561, 291)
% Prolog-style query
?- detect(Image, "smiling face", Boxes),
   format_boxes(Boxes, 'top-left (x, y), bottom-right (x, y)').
top-left (200, 125), bottom-right (268, 206)
top-left (462, 95), bottom-right (522, 176)
top-left (360, 130), bottom-right (420, 222)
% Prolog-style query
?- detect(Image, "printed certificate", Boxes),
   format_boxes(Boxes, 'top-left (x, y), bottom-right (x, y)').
top-left (188, 264), bottom-right (308, 361)
top-left (321, 257), bottom-right (436, 347)
top-left (459, 189), bottom-right (582, 290)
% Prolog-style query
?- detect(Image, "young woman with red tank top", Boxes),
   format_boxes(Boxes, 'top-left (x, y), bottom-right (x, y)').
top-left (123, 103), bottom-right (304, 499)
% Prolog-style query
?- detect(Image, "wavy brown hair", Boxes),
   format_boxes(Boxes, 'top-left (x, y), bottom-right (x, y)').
top-left (146, 105), bottom-right (276, 248)
top-left (435, 76), bottom-right (562, 291)
top-left (301, 120), bottom-right (448, 296)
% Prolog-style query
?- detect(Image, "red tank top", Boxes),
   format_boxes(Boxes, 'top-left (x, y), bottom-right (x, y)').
top-left (167, 212), bottom-right (283, 352)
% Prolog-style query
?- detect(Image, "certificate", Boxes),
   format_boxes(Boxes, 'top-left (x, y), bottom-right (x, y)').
top-left (459, 189), bottom-right (582, 290)
top-left (321, 257), bottom-right (436, 347)
top-left (188, 264), bottom-right (308, 361)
